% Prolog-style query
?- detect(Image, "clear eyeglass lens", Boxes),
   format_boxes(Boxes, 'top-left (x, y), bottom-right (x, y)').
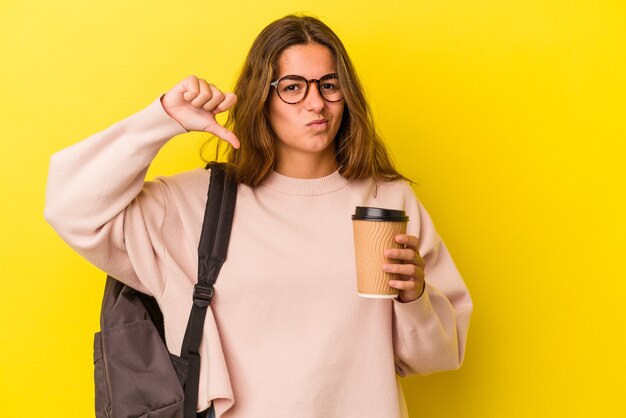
top-left (277, 78), bottom-right (308, 103)
top-left (319, 76), bottom-right (341, 101)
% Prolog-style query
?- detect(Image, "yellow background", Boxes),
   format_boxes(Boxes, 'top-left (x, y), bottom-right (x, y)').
top-left (1, 0), bottom-right (625, 417)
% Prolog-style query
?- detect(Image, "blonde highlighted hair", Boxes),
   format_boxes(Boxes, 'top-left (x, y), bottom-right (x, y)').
top-left (202, 14), bottom-right (407, 187)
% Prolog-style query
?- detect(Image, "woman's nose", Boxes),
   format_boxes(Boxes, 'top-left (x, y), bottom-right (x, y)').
top-left (302, 81), bottom-right (325, 111)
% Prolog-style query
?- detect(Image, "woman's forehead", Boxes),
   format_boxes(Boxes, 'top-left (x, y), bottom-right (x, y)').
top-left (277, 43), bottom-right (337, 77)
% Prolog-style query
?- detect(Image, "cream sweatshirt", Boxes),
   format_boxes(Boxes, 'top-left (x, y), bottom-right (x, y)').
top-left (44, 96), bottom-right (472, 418)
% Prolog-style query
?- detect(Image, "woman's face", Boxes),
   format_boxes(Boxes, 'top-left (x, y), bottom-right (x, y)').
top-left (267, 43), bottom-right (345, 172)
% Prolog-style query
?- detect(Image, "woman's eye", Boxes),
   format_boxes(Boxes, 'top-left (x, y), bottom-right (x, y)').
top-left (283, 83), bottom-right (303, 92)
top-left (322, 83), bottom-right (338, 91)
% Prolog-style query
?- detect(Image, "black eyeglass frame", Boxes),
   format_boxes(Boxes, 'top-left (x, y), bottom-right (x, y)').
top-left (270, 73), bottom-right (344, 104)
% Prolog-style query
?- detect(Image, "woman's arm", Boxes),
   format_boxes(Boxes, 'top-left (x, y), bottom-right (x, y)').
top-left (44, 76), bottom-right (238, 296)
top-left (44, 95), bottom-right (188, 296)
top-left (391, 192), bottom-right (473, 376)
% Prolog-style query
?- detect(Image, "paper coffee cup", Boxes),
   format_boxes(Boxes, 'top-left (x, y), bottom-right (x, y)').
top-left (352, 207), bottom-right (409, 298)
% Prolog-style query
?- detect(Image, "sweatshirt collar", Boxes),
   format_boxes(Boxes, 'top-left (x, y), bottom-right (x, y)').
top-left (262, 169), bottom-right (349, 196)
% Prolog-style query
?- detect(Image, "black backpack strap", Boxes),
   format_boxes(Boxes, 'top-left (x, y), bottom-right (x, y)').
top-left (181, 162), bottom-right (237, 418)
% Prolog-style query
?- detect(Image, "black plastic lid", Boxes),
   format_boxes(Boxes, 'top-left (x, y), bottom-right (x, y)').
top-left (351, 206), bottom-right (409, 222)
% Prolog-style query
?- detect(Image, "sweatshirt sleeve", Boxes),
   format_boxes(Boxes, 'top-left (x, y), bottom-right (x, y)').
top-left (44, 95), bottom-right (189, 297)
top-left (392, 187), bottom-right (473, 376)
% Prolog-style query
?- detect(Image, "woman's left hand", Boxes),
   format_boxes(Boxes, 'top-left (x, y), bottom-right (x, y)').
top-left (383, 234), bottom-right (426, 303)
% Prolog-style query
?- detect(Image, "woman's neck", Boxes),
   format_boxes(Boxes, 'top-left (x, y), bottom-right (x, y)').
top-left (274, 151), bottom-right (338, 179)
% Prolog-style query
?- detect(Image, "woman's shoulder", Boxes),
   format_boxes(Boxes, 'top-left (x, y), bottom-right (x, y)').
top-left (153, 166), bottom-right (208, 185)
top-left (150, 167), bottom-right (211, 203)
top-left (349, 175), bottom-right (416, 198)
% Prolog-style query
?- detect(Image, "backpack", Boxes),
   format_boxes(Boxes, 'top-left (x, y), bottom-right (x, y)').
top-left (93, 162), bottom-right (237, 418)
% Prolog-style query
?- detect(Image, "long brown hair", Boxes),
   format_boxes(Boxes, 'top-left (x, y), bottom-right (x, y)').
top-left (202, 14), bottom-right (408, 187)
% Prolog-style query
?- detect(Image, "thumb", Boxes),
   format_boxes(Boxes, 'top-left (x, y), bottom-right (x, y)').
top-left (205, 123), bottom-right (241, 149)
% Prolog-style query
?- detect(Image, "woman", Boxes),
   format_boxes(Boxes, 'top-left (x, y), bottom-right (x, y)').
top-left (45, 14), bottom-right (472, 418)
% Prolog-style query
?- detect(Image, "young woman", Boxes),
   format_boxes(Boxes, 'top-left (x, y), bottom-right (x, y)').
top-left (45, 14), bottom-right (472, 418)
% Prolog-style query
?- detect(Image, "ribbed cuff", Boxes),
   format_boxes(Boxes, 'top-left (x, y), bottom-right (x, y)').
top-left (392, 282), bottom-right (436, 326)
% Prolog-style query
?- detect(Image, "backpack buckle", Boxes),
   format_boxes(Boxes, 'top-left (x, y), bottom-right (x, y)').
top-left (193, 283), bottom-right (214, 307)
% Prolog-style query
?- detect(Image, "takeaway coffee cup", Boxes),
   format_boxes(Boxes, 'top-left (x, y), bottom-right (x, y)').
top-left (352, 206), bottom-right (409, 298)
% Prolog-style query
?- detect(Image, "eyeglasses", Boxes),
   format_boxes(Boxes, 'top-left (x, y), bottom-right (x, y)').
top-left (270, 73), bottom-right (343, 104)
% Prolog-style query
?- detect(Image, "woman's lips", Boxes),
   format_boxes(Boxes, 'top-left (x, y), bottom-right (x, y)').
top-left (307, 119), bottom-right (328, 129)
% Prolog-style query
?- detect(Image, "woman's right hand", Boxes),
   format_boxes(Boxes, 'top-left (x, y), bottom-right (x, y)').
top-left (161, 75), bottom-right (240, 149)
